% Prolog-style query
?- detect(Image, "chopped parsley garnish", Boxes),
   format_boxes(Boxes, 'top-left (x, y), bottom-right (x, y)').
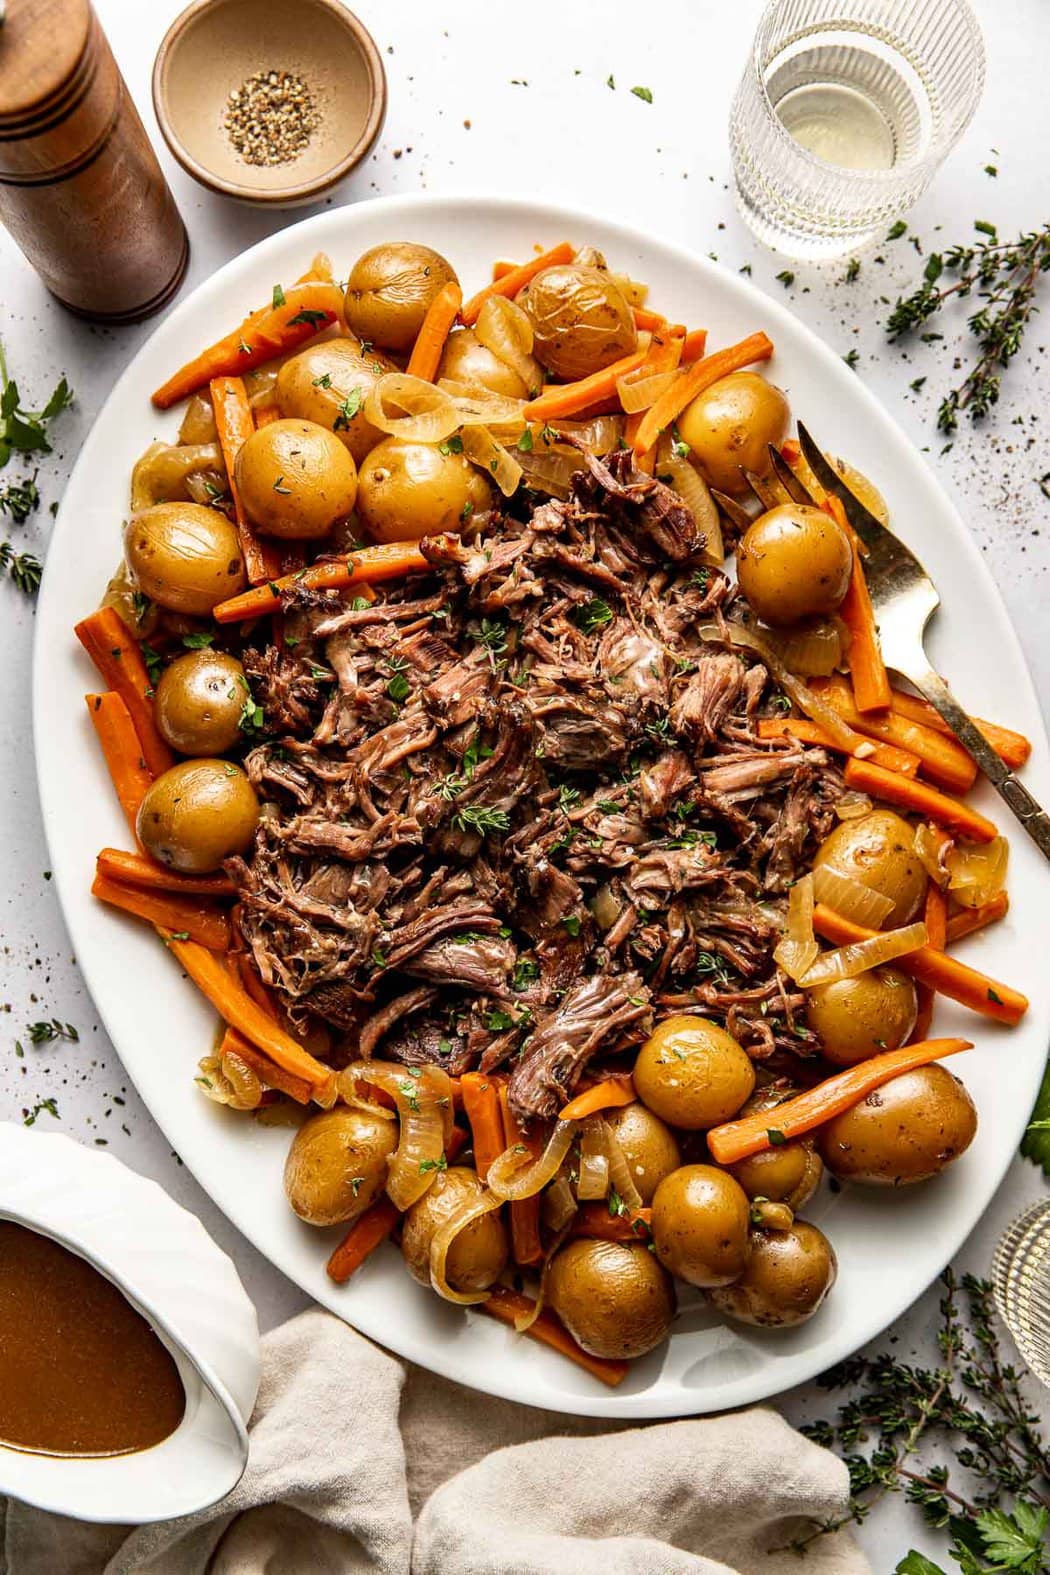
top-left (439, 434), bottom-right (464, 455)
top-left (333, 387), bottom-right (363, 430)
top-left (517, 427), bottom-right (534, 453)
top-left (572, 597), bottom-right (614, 633)
top-left (312, 372), bottom-right (333, 388)
top-left (562, 914), bottom-right (582, 937)
top-left (272, 475), bottom-right (292, 494)
top-left (272, 283), bottom-right (286, 308)
top-left (181, 631), bottom-right (214, 649)
top-left (286, 308), bottom-right (329, 327)
top-left (631, 85), bottom-right (653, 102)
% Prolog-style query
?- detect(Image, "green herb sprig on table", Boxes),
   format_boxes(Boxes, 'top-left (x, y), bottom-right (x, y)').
top-left (886, 220), bottom-right (1050, 433)
top-left (0, 339), bottom-right (73, 596)
top-left (785, 1272), bottom-right (1050, 1572)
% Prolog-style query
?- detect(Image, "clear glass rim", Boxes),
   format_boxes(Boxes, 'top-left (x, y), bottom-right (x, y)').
top-left (745, 0), bottom-right (986, 187)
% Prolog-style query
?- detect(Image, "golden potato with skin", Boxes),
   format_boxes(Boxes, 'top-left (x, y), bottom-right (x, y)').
top-left (284, 1108), bottom-right (397, 1227)
top-left (344, 242), bottom-right (458, 352)
top-left (275, 338), bottom-right (399, 463)
top-left (153, 649), bottom-right (246, 757)
top-left (356, 437), bottom-right (494, 543)
top-left (438, 327), bottom-right (531, 399)
top-left (813, 810), bottom-right (926, 929)
top-left (805, 966), bottom-right (918, 1067)
top-left (676, 371), bottom-right (790, 496)
top-left (651, 1164), bottom-right (751, 1288)
top-left (401, 1167), bottom-right (508, 1296)
top-left (818, 1064), bottom-right (977, 1186)
top-left (136, 759), bottom-right (258, 874)
top-left (707, 1221), bottom-right (837, 1328)
top-left (123, 503), bottom-right (246, 616)
top-left (517, 264), bottom-right (637, 381)
top-left (634, 1016), bottom-right (755, 1131)
top-left (235, 418), bottom-right (358, 540)
top-left (545, 1239), bottom-right (676, 1360)
top-left (736, 504), bottom-right (853, 627)
top-left (605, 1102), bottom-right (682, 1205)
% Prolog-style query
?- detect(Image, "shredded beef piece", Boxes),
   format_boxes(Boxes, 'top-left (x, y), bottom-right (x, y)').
top-left (508, 972), bottom-right (650, 1123)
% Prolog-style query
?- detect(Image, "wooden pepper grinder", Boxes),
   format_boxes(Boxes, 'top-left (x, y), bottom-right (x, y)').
top-left (0, 0), bottom-right (189, 322)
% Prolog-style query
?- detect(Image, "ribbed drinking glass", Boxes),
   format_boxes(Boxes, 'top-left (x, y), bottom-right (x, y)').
top-left (729, 0), bottom-right (985, 259)
top-left (993, 1200), bottom-right (1050, 1389)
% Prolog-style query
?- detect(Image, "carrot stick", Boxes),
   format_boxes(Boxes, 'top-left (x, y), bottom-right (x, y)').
top-left (680, 328), bottom-right (709, 364)
top-left (823, 494), bottom-right (891, 712)
top-left (491, 260), bottom-right (515, 281)
top-left (461, 242), bottom-right (575, 326)
top-left (211, 375), bottom-right (280, 586)
top-left (843, 757), bottom-right (997, 843)
top-left (911, 882), bottom-right (948, 1042)
top-left (497, 1086), bottom-right (543, 1267)
top-left (632, 305), bottom-right (669, 331)
top-left (406, 280), bottom-right (463, 382)
top-left (151, 281), bottom-right (343, 409)
top-left (326, 1198), bottom-right (401, 1284)
top-left (213, 543), bottom-right (425, 624)
top-left (632, 332), bottom-right (775, 456)
top-left (889, 689), bottom-right (1032, 771)
top-left (75, 607), bottom-right (175, 778)
top-left (525, 345), bottom-right (651, 423)
top-left (96, 847), bottom-right (235, 897)
top-left (624, 411), bottom-right (654, 474)
top-left (813, 676), bottom-right (976, 793)
top-left (757, 717), bottom-right (921, 777)
top-left (162, 934), bottom-right (337, 1095)
top-left (558, 1075), bottom-right (636, 1122)
top-left (460, 1071), bottom-right (506, 1182)
top-left (85, 693), bottom-right (153, 838)
top-left (479, 1286), bottom-right (629, 1387)
top-left (568, 1203), bottom-right (652, 1242)
top-left (947, 893), bottom-right (1009, 944)
top-left (707, 1037), bottom-right (972, 1166)
top-left (93, 872), bottom-right (231, 952)
top-left (813, 903), bottom-right (1027, 1025)
top-left (218, 1027), bottom-right (313, 1105)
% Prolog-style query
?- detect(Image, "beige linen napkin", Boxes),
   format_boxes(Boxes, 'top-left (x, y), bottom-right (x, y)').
top-left (0, 1309), bottom-right (868, 1575)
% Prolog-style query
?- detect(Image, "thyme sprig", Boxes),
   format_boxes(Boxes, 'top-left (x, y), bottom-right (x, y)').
top-left (783, 1272), bottom-right (1050, 1570)
top-left (886, 221), bottom-right (1050, 433)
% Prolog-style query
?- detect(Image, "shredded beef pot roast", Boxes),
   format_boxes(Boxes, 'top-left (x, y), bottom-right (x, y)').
top-left (228, 452), bottom-right (845, 1123)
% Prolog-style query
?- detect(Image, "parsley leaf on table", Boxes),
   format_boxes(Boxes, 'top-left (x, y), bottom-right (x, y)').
top-left (1019, 1058), bottom-right (1050, 1173)
top-left (0, 340), bottom-right (73, 470)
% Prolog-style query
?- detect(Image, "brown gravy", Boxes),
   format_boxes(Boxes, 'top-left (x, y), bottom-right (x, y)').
top-left (0, 1221), bottom-right (186, 1457)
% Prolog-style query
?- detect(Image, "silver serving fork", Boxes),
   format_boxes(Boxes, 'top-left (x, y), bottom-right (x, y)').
top-left (761, 424), bottom-right (1050, 862)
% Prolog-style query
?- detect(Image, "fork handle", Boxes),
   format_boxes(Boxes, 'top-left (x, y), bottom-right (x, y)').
top-left (907, 666), bottom-right (1050, 863)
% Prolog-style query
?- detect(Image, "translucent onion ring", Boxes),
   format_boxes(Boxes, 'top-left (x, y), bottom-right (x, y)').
top-left (460, 424), bottom-right (522, 498)
top-left (337, 1060), bottom-right (453, 1210)
top-left (616, 369), bottom-right (680, 414)
top-left (516, 444), bottom-right (580, 499)
top-left (603, 1121), bottom-right (643, 1213)
top-left (436, 380), bottom-right (530, 432)
top-left (577, 1118), bottom-right (610, 1201)
top-left (487, 1118), bottom-right (578, 1201)
top-left (764, 618), bottom-right (847, 679)
top-left (659, 441), bottom-right (723, 564)
top-left (834, 790), bottom-right (873, 821)
top-left (475, 297), bottom-right (543, 399)
top-left (428, 1189), bottom-right (505, 1306)
top-left (811, 865), bottom-right (895, 930)
top-left (773, 872), bottom-right (819, 984)
top-left (545, 414), bottom-right (625, 454)
top-left (798, 921), bottom-right (928, 990)
top-left (130, 441), bottom-right (226, 511)
top-left (364, 373), bottom-right (462, 445)
top-left (946, 835), bottom-right (1009, 910)
top-left (697, 622), bottom-right (867, 755)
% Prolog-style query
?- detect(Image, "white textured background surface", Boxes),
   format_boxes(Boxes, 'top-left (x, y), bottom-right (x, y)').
top-left (1, 0), bottom-right (1047, 1564)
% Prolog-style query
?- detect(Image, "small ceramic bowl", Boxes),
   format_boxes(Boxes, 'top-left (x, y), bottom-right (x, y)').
top-left (152, 0), bottom-right (387, 207)
top-left (0, 1124), bottom-right (260, 1523)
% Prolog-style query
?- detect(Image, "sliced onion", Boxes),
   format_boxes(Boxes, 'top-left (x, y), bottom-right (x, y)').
top-left (659, 441), bottom-right (723, 563)
top-left (617, 369), bottom-right (680, 414)
top-left (765, 618), bottom-right (846, 679)
top-left (609, 271), bottom-right (649, 307)
top-left (245, 368), bottom-right (279, 407)
top-left (835, 790), bottom-right (873, 821)
top-left (131, 441), bottom-right (226, 511)
top-left (365, 373), bottom-right (461, 444)
top-left (811, 865), bottom-right (894, 929)
top-left (460, 424), bottom-right (522, 497)
top-left (428, 1189), bottom-right (504, 1305)
top-left (475, 297), bottom-right (543, 399)
top-left (196, 1052), bottom-right (262, 1112)
top-left (545, 414), bottom-right (625, 454)
top-left (337, 1060), bottom-right (453, 1210)
top-left (436, 380), bottom-right (529, 432)
top-left (946, 835), bottom-right (1008, 909)
top-left (542, 1171), bottom-right (578, 1232)
top-left (698, 622), bottom-right (868, 753)
top-left (914, 821), bottom-right (953, 887)
top-left (177, 393), bottom-right (218, 446)
top-left (517, 444), bottom-right (580, 499)
top-left (577, 1118), bottom-right (610, 1201)
top-left (488, 1118), bottom-right (578, 1201)
top-left (799, 921), bottom-right (928, 989)
top-left (604, 1122), bottom-right (643, 1213)
top-left (774, 872), bottom-right (819, 984)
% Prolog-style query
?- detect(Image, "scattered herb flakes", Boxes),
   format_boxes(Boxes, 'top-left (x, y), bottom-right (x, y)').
top-left (985, 164), bottom-right (999, 178)
top-left (572, 597), bottom-right (614, 633)
top-left (606, 74), bottom-right (616, 89)
top-left (333, 387), bottom-right (363, 431)
top-left (439, 434), bottom-right (464, 456)
top-left (630, 85), bottom-right (653, 103)
top-left (312, 372), bottom-right (333, 389)
top-left (886, 219), bottom-right (908, 240)
top-left (516, 427), bottom-right (534, 453)
top-left (272, 475), bottom-right (292, 495)
top-left (0, 472), bottom-right (39, 524)
top-left (910, 376), bottom-right (927, 393)
top-left (272, 283), bottom-right (286, 308)
top-left (0, 542), bottom-right (42, 595)
top-left (842, 348), bottom-right (860, 370)
top-left (0, 340), bottom-right (73, 471)
top-left (286, 308), bottom-right (329, 328)
top-left (562, 914), bottom-right (582, 937)
top-left (775, 269), bottom-right (795, 288)
top-left (26, 1018), bottom-right (78, 1046)
top-left (843, 258), bottom-right (861, 283)
top-left (181, 631), bottom-right (214, 649)
top-left (23, 1097), bottom-right (59, 1127)
top-left (451, 803), bottom-right (510, 835)
top-left (766, 1128), bottom-right (786, 1146)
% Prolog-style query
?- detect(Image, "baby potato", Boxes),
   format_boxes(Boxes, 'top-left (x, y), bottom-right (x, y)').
top-left (136, 759), bottom-right (259, 874)
top-left (605, 1102), bottom-right (682, 1205)
top-left (153, 649), bottom-right (246, 757)
top-left (517, 263), bottom-right (637, 381)
top-left (708, 1221), bottom-right (837, 1328)
top-left (651, 1164), bottom-right (751, 1288)
top-left (123, 502), bottom-right (245, 616)
top-left (438, 327), bottom-right (531, 399)
top-left (818, 1064), bottom-right (977, 1186)
top-left (344, 242), bottom-right (458, 352)
top-left (633, 1016), bottom-right (755, 1130)
top-left (275, 338), bottom-right (399, 463)
top-left (814, 810), bottom-right (926, 929)
top-left (676, 371), bottom-right (790, 496)
top-left (235, 418), bottom-right (358, 540)
top-left (401, 1167), bottom-right (508, 1296)
top-left (736, 504), bottom-right (852, 626)
top-left (805, 966), bottom-right (918, 1067)
top-left (545, 1239), bottom-right (676, 1360)
top-left (356, 437), bottom-right (494, 542)
top-left (284, 1108), bottom-right (397, 1227)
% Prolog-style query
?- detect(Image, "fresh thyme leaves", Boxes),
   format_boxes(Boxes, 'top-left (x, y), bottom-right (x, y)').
top-left (0, 472), bottom-right (39, 524)
top-left (451, 803), bottom-right (510, 835)
top-left (0, 541), bottom-right (42, 595)
top-left (27, 1018), bottom-right (79, 1046)
top-left (0, 340), bottom-right (73, 470)
top-left (788, 1273), bottom-right (1050, 1572)
top-left (886, 220), bottom-right (1050, 431)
